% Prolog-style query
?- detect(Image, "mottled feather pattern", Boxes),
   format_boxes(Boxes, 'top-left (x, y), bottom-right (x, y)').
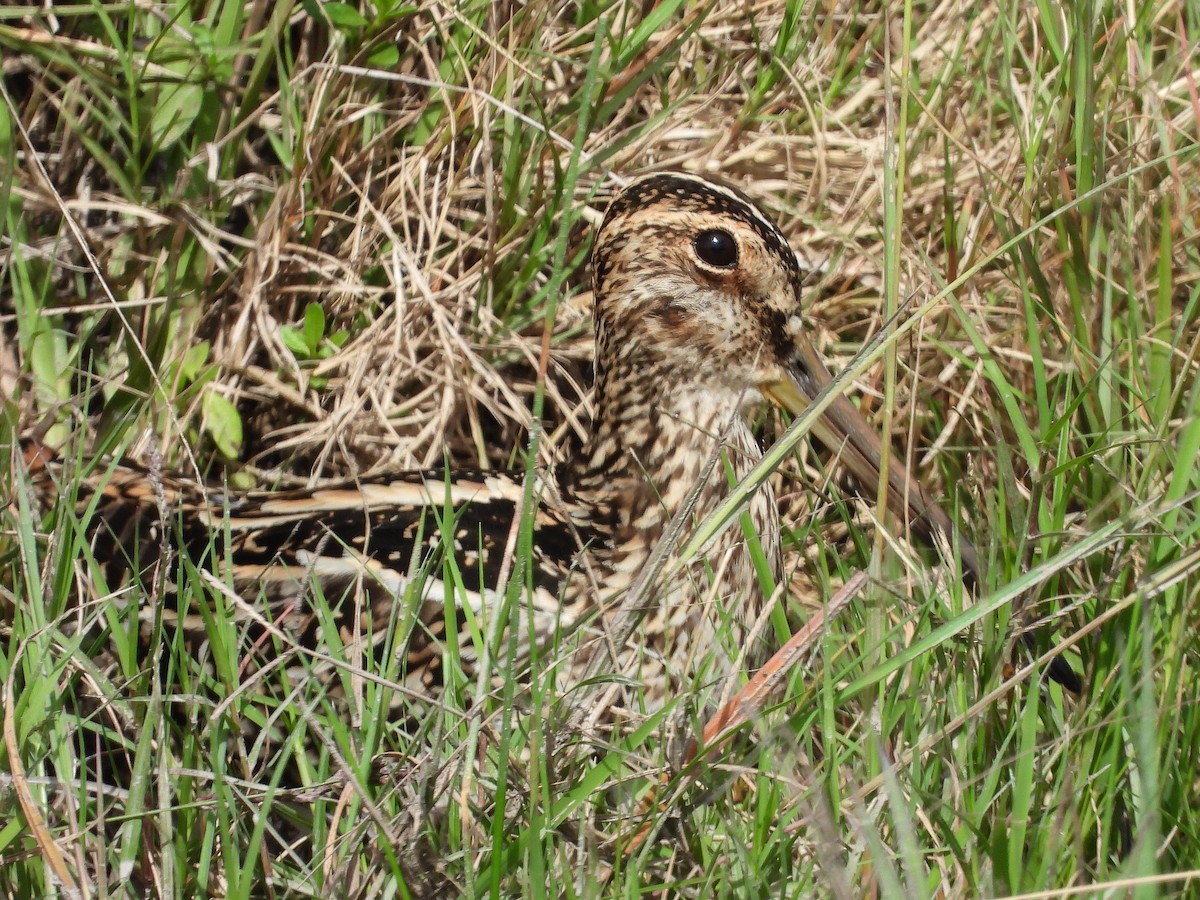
top-left (58, 461), bottom-right (595, 699)
top-left (56, 172), bottom-right (805, 709)
top-left (35, 170), bottom-right (1056, 725)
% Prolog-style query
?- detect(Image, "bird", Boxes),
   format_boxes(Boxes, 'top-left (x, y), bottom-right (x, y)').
top-left (29, 171), bottom-right (1077, 725)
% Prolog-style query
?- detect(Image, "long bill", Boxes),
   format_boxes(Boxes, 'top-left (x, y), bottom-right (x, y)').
top-left (761, 335), bottom-right (983, 588)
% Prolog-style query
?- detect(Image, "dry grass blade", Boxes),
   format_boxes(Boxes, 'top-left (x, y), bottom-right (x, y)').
top-left (687, 570), bottom-right (868, 767)
top-left (625, 571), bottom-right (866, 855)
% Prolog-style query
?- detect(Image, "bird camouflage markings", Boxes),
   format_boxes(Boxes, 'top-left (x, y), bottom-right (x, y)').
top-left (43, 458), bottom-right (592, 701)
top-left (27, 171), bottom-right (1079, 730)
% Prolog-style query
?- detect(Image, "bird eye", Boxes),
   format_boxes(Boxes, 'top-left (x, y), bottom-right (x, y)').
top-left (693, 229), bottom-right (738, 268)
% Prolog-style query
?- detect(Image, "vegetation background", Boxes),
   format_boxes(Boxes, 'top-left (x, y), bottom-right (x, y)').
top-left (1, 0), bottom-right (1198, 896)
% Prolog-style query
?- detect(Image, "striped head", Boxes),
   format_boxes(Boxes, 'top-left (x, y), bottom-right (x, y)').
top-left (591, 172), bottom-right (805, 408)
top-left (590, 172), bottom-right (976, 575)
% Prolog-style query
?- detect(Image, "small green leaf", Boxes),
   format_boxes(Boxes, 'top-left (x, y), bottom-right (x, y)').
top-left (303, 302), bottom-right (326, 352)
top-left (280, 325), bottom-right (311, 358)
top-left (149, 63), bottom-right (204, 150)
top-left (202, 392), bottom-right (243, 458)
top-left (180, 342), bottom-right (211, 382)
top-left (367, 42), bottom-right (400, 68)
top-left (324, 2), bottom-right (369, 29)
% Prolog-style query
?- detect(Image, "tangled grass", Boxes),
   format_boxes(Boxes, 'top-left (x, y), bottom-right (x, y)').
top-left (2, 0), bottom-right (1199, 895)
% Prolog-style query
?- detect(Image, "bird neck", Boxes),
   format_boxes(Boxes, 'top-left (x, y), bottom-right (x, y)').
top-left (567, 355), bottom-right (763, 533)
top-left (561, 341), bottom-right (783, 678)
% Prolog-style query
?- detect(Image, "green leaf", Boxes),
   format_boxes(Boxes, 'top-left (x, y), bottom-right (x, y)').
top-left (302, 302), bottom-right (326, 352)
top-left (202, 391), bottom-right (243, 458)
top-left (324, 2), bottom-right (369, 29)
top-left (367, 42), bottom-right (400, 69)
top-left (149, 57), bottom-right (204, 151)
top-left (230, 470), bottom-right (256, 491)
top-left (280, 325), bottom-right (311, 358)
top-left (0, 815), bottom-right (23, 855)
top-left (180, 341), bottom-right (211, 382)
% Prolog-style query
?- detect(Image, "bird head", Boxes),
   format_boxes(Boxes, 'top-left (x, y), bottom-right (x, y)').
top-left (591, 171), bottom-right (975, 577)
top-left (591, 171), bottom-right (804, 406)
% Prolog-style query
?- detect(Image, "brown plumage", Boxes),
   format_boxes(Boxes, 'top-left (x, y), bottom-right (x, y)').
top-left (33, 171), bottom-right (1077, 714)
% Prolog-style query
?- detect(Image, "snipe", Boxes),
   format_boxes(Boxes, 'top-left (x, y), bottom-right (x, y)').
top-left (30, 171), bottom-right (1077, 712)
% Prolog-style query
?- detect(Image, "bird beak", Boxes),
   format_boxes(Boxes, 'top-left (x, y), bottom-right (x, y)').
top-left (761, 335), bottom-right (981, 583)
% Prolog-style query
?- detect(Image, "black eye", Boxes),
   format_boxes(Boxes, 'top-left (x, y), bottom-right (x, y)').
top-left (693, 229), bottom-right (738, 268)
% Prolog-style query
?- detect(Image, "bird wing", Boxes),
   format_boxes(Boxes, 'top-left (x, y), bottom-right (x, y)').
top-left (36, 455), bottom-right (597, 699)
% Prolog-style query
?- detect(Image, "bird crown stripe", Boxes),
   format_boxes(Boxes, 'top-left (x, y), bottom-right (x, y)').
top-left (626, 171), bottom-right (784, 240)
top-left (598, 172), bottom-right (801, 288)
